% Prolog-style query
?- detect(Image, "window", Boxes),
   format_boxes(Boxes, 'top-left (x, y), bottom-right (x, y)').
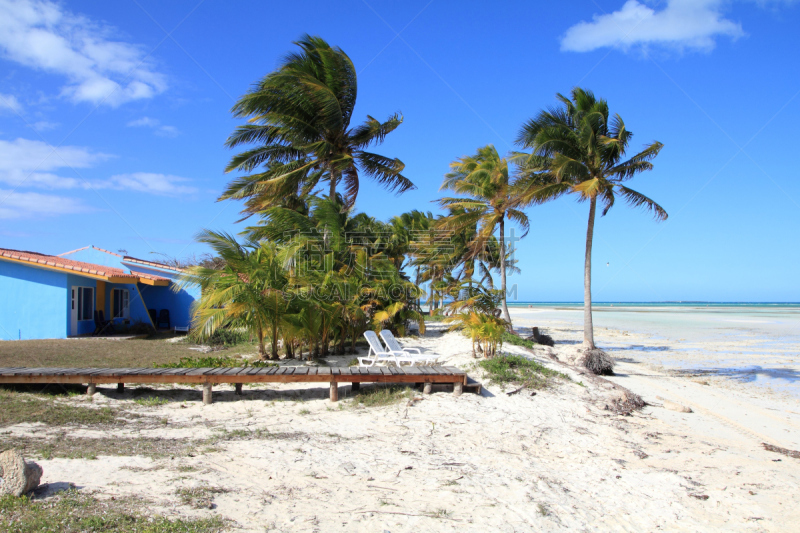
top-left (112, 288), bottom-right (130, 319)
top-left (77, 287), bottom-right (94, 321)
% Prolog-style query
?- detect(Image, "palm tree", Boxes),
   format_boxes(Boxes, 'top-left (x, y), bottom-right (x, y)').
top-left (516, 87), bottom-right (667, 364)
top-left (437, 145), bottom-right (529, 325)
top-left (176, 231), bottom-right (296, 360)
top-left (222, 34), bottom-right (414, 213)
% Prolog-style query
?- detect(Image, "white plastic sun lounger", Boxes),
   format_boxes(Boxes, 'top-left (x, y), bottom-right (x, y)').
top-left (359, 331), bottom-right (422, 367)
top-left (379, 330), bottom-right (440, 365)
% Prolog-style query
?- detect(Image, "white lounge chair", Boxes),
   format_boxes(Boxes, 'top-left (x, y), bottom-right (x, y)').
top-left (359, 331), bottom-right (422, 367)
top-left (379, 329), bottom-right (440, 365)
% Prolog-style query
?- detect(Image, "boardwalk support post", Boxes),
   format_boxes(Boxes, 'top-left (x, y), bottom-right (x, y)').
top-left (87, 383), bottom-right (96, 396)
top-left (234, 383), bottom-right (243, 395)
top-left (454, 381), bottom-right (463, 396)
top-left (423, 382), bottom-right (432, 395)
top-left (330, 380), bottom-right (338, 402)
top-left (117, 383), bottom-right (124, 393)
top-left (203, 382), bottom-right (213, 405)
top-left (351, 382), bottom-right (360, 392)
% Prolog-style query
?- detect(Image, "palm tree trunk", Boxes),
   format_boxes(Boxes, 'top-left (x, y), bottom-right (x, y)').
top-left (257, 327), bottom-right (266, 360)
top-left (329, 166), bottom-right (338, 199)
top-left (499, 216), bottom-right (512, 325)
top-left (428, 275), bottom-right (434, 312)
top-left (583, 196), bottom-right (597, 349)
top-left (415, 267), bottom-right (420, 308)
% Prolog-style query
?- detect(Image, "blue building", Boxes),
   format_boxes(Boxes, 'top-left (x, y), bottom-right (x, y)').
top-left (0, 246), bottom-right (200, 340)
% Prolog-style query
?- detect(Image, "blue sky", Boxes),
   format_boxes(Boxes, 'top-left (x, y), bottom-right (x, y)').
top-left (1, 0), bottom-right (798, 302)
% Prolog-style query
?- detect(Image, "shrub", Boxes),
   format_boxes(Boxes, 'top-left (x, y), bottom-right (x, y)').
top-left (479, 354), bottom-right (568, 389)
top-left (501, 331), bottom-right (535, 349)
top-left (188, 328), bottom-right (250, 347)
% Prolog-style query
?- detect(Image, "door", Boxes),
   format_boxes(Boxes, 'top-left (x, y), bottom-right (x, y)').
top-left (70, 286), bottom-right (78, 336)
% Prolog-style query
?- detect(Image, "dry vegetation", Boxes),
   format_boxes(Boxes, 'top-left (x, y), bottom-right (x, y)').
top-left (0, 334), bottom-right (260, 369)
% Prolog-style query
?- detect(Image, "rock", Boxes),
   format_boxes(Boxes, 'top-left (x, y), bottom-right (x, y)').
top-left (0, 449), bottom-right (43, 496)
top-left (657, 396), bottom-right (693, 413)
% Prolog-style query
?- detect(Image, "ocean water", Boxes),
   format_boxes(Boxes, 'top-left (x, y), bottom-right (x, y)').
top-left (507, 303), bottom-right (800, 398)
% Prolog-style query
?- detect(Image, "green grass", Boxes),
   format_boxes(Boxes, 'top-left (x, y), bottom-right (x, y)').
top-left (0, 490), bottom-right (227, 533)
top-left (479, 354), bottom-right (568, 389)
top-left (0, 434), bottom-right (195, 460)
top-left (133, 396), bottom-right (169, 407)
top-left (0, 336), bottom-right (262, 369)
top-left (501, 331), bottom-right (536, 349)
top-left (3, 426), bottom-right (307, 461)
top-left (352, 385), bottom-right (413, 407)
top-left (175, 487), bottom-right (228, 510)
top-left (0, 387), bottom-right (121, 427)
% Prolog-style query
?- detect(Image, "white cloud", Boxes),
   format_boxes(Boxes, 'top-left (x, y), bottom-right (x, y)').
top-left (0, 138), bottom-right (195, 197)
top-left (561, 0), bottom-right (747, 53)
top-left (29, 120), bottom-right (59, 131)
top-left (102, 173), bottom-right (197, 196)
top-left (0, 188), bottom-right (87, 218)
top-left (0, 0), bottom-right (166, 106)
top-left (0, 137), bottom-right (110, 189)
top-left (127, 116), bottom-right (179, 137)
top-left (0, 92), bottom-right (23, 113)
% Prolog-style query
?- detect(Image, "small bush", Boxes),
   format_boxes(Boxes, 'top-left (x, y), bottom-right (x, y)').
top-left (479, 354), bottom-right (568, 389)
top-left (134, 396), bottom-right (169, 407)
top-left (188, 328), bottom-right (250, 347)
top-left (502, 332), bottom-right (535, 349)
top-left (353, 385), bottom-right (412, 407)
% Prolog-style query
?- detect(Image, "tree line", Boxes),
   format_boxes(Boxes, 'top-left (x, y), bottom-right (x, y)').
top-left (178, 35), bottom-right (667, 373)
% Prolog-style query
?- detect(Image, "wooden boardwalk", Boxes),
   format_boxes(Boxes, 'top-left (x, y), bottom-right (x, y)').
top-left (0, 366), bottom-right (468, 403)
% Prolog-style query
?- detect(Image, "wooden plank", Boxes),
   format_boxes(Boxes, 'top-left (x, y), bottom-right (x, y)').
top-left (316, 367), bottom-right (331, 376)
top-left (339, 367), bottom-right (352, 376)
top-left (186, 368), bottom-right (212, 376)
top-left (367, 367), bottom-right (382, 376)
top-left (307, 368), bottom-right (318, 376)
top-left (404, 366), bottom-right (422, 375)
top-left (293, 367), bottom-right (309, 376)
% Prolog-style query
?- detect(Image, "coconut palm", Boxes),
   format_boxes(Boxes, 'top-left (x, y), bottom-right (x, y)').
top-left (516, 87), bottom-right (667, 365)
top-left (437, 145), bottom-right (529, 325)
top-left (222, 35), bottom-right (414, 213)
top-left (176, 231), bottom-right (296, 360)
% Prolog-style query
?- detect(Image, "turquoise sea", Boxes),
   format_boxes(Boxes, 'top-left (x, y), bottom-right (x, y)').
top-left (505, 303), bottom-right (800, 399)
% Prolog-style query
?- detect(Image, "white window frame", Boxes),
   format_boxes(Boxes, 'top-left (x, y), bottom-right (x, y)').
top-left (112, 288), bottom-right (130, 319)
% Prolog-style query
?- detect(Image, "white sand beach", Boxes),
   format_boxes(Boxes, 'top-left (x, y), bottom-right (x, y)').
top-left (6, 308), bottom-right (800, 532)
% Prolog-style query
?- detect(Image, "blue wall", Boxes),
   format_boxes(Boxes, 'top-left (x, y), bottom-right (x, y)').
top-left (104, 282), bottom-right (153, 327)
top-left (0, 261), bottom-right (68, 340)
top-left (62, 247), bottom-right (199, 330)
top-left (129, 265), bottom-right (199, 329)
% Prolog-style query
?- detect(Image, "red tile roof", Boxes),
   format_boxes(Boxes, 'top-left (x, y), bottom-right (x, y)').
top-left (0, 247), bottom-right (170, 283)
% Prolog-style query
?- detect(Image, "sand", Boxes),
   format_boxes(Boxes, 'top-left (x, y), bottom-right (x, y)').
top-left (6, 309), bottom-right (800, 532)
